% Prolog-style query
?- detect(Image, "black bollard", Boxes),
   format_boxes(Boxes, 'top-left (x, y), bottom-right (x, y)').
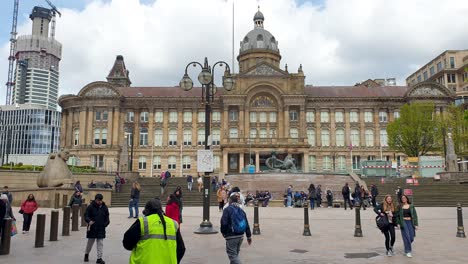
top-left (35, 214), bottom-right (46, 248)
top-left (62, 194), bottom-right (68, 209)
top-left (354, 206), bottom-right (363, 237)
top-left (457, 203), bottom-right (466, 238)
top-left (253, 200), bottom-right (261, 235)
top-left (81, 203), bottom-right (88, 227)
top-left (54, 193), bottom-right (60, 209)
top-left (50, 210), bottom-right (59, 241)
top-left (0, 218), bottom-right (12, 255)
top-left (72, 204), bottom-right (80, 231)
top-left (303, 201), bottom-right (311, 236)
top-left (62, 206), bottom-right (71, 236)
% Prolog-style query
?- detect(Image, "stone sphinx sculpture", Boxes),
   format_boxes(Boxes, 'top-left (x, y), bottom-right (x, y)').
top-left (37, 149), bottom-right (74, 187)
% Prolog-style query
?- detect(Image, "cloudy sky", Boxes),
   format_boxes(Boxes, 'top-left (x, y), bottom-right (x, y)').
top-left (1, 0), bottom-right (468, 104)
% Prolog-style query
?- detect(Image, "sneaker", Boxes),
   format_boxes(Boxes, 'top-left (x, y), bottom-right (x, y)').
top-left (127, 216), bottom-right (133, 219)
top-left (84, 254), bottom-right (89, 262)
top-left (389, 247), bottom-right (394, 255)
top-left (386, 251), bottom-right (391, 257)
top-left (22, 231), bottom-right (26, 234)
top-left (406, 253), bottom-right (412, 258)
top-left (96, 258), bottom-right (105, 264)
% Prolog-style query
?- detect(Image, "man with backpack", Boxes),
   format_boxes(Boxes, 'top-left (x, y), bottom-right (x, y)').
top-left (342, 183), bottom-right (353, 210)
top-left (221, 193), bottom-right (252, 264)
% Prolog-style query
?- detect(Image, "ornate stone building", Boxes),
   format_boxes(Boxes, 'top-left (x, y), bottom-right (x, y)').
top-left (59, 11), bottom-right (455, 177)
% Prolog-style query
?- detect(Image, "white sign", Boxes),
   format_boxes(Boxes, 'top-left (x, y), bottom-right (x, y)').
top-left (197, 150), bottom-right (213, 172)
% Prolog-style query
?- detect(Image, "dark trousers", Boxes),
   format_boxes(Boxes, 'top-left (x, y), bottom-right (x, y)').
top-left (219, 201), bottom-right (225, 210)
top-left (23, 213), bottom-right (34, 231)
top-left (343, 196), bottom-right (353, 210)
top-left (327, 197), bottom-right (333, 207)
top-left (383, 225), bottom-right (396, 251)
top-left (371, 196), bottom-right (377, 207)
top-left (316, 196), bottom-right (322, 207)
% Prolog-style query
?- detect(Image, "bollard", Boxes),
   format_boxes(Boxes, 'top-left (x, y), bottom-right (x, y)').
top-left (354, 206), bottom-right (363, 237)
top-left (35, 214), bottom-right (46, 248)
top-left (81, 203), bottom-right (88, 227)
top-left (303, 201), bottom-right (311, 236)
top-left (54, 193), bottom-right (60, 209)
top-left (253, 200), bottom-right (261, 235)
top-left (457, 203), bottom-right (466, 238)
top-left (50, 210), bottom-right (59, 241)
top-left (72, 204), bottom-right (80, 231)
top-left (62, 194), bottom-right (68, 209)
top-left (0, 218), bottom-right (12, 255)
top-left (62, 206), bottom-right (71, 236)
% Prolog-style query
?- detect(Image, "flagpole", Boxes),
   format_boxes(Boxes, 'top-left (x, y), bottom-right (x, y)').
top-left (180, 143), bottom-right (183, 177)
top-left (150, 143), bottom-right (154, 177)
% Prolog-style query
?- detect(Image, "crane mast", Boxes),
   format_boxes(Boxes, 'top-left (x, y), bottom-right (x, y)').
top-left (5, 0), bottom-right (19, 105)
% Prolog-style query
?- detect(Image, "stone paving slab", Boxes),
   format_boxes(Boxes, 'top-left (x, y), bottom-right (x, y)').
top-left (1, 206), bottom-right (467, 263)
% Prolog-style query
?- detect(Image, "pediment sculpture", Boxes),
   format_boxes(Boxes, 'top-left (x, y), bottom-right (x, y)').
top-left (408, 87), bottom-right (445, 97)
top-left (84, 87), bottom-right (119, 97)
top-left (245, 64), bottom-right (284, 76)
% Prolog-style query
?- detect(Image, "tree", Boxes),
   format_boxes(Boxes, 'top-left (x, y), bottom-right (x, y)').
top-left (442, 105), bottom-right (468, 156)
top-left (387, 102), bottom-right (441, 157)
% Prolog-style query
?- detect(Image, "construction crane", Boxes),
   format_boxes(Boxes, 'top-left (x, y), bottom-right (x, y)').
top-left (5, 0), bottom-right (19, 105)
top-left (45, 0), bottom-right (61, 39)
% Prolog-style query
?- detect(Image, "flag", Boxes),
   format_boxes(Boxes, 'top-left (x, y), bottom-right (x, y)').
top-left (349, 142), bottom-right (353, 151)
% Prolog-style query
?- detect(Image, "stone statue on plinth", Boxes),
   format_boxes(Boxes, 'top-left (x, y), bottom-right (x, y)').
top-left (446, 132), bottom-right (458, 172)
top-left (37, 149), bottom-right (74, 187)
top-left (265, 152), bottom-right (297, 172)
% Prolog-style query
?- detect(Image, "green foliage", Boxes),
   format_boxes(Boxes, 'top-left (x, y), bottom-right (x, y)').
top-left (0, 165), bottom-right (43, 171)
top-left (68, 165), bottom-right (97, 173)
top-left (442, 105), bottom-right (468, 156)
top-left (387, 102), bottom-right (441, 157)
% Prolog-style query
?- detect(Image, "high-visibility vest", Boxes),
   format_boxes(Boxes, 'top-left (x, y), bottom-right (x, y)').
top-left (129, 214), bottom-right (178, 264)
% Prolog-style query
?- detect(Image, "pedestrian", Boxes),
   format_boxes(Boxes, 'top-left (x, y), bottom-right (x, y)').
top-left (217, 186), bottom-right (227, 212)
top-left (84, 194), bottom-right (110, 264)
top-left (88, 180), bottom-right (97, 188)
top-left (371, 184), bottom-right (379, 207)
top-left (0, 194), bottom-right (15, 220)
top-left (160, 171), bottom-right (168, 195)
top-left (173, 187), bottom-right (183, 223)
top-left (341, 183), bottom-right (353, 210)
top-left (326, 188), bottom-right (333, 208)
top-left (354, 183), bottom-right (361, 207)
top-left (395, 186), bottom-right (403, 204)
top-left (286, 185), bottom-right (293, 208)
top-left (316, 184), bottom-right (322, 208)
top-left (20, 193), bottom-right (39, 234)
top-left (2, 186), bottom-right (13, 204)
top-left (69, 190), bottom-right (83, 207)
top-left (74, 181), bottom-right (84, 195)
top-left (307, 184), bottom-right (316, 210)
top-left (186, 175), bottom-right (193, 191)
top-left (165, 194), bottom-right (181, 223)
top-left (115, 173), bottom-right (121, 193)
top-left (0, 197), bottom-right (6, 236)
top-left (374, 194), bottom-right (397, 257)
top-left (128, 182), bottom-right (141, 219)
top-left (224, 187), bottom-right (245, 210)
top-left (220, 193), bottom-right (252, 264)
top-left (123, 198), bottom-right (185, 264)
top-left (197, 175), bottom-right (203, 192)
top-left (397, 194), bottom-right (418, 258)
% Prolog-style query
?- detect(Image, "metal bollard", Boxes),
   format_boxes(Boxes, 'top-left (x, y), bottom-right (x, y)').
top-left (62, 206), bottom-right (71, 236)
top-left (54, 193), bottom-right (60, 209)
top-left (50, 210), bottom-right (59, 241)
top-left (457, 203), bottom-right (466, 238)
top-left (0, 218), bottom-right (12, 255)
top-left (72, 204), bottom-right (80, 231)
top-left (35, 214), bottom-right (46, 248)
top-left (253, 200), bottom-right (261, 235)
top-left (62, 194), bottom-right (68, 209)
top-left (81, 204), bottom-right (88, 227)
top-left (303, 201), bottom-right (311, 236)
top-left (354, 206), bottom-right (363, 237)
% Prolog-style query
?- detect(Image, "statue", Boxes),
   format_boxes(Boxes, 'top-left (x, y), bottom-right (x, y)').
top-left (37, 149), bottom-right (74, 187)
top-left (265, 152), bottom-right (297, 172)
top-left (446, 132), bottom-right (459, 172)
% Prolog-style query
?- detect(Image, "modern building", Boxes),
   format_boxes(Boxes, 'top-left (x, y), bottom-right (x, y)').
top-left (59, 10), bottom-right (455, 176)
top-left (0, 104), bottom-right (61, 166)
top-left (12, 6), bottom-right (62, 110)
top-left (406, 50), bottom-right (468, 107)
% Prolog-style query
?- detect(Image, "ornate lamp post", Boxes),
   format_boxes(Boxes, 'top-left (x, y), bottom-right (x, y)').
top-left (180, 57), bottom-right (234, 234)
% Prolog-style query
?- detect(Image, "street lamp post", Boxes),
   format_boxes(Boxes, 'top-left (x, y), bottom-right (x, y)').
top-left (179, 57), bottom-right (234, 234)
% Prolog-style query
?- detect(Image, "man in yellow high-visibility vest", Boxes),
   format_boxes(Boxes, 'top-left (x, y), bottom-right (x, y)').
top-left (123, 198), bottom-right (185, 264)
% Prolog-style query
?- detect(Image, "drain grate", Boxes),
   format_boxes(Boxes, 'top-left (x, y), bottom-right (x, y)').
top-left (290, 249), bottom-right (308, 254)
top-left (344, 252), bottom-right (379, 259)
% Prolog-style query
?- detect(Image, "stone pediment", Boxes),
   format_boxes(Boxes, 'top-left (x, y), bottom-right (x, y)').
top-left (244, 63), bottom-right (286, 77)
top-left (406, 81), bottom-right (454, 98)
top-left (78, 81), bottom-right (121, 98)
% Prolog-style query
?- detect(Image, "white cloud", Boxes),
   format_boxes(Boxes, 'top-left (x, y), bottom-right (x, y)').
top-left (1, 0), bottom-right (468, 104)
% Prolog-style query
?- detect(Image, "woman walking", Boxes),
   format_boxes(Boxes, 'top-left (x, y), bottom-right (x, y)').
top-left (174, 186), bottom-right (183, 223)
top-left (165, 194), bottom-right (181, 223)
top-left (374, 194), bottom-right (397, 256)
top-left (308, 184), bottom-right (316, 210)
top-left (20, 193), bottom-right (39, 233)
top-left (128, 182), bottom-right (141, 218)
top-left (397, 195), bottom-right (418, 258)
top-left (217, 186), bottom-right (227, 212)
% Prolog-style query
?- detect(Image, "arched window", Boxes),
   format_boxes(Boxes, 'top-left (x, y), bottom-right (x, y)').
top-left (365, 129), bottom-right (374, 147)
top-left (321, 129), bottom-right (330, 147)
top-left (351, 129), bottom-right (360, 147)
top-left (336, 129), bottom-right (345, 146)
top-left (257, 34), bottom-right (264, 48)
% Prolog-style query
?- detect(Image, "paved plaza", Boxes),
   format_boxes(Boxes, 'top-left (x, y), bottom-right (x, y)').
top-left (1, 206), bottom-right (467, 264)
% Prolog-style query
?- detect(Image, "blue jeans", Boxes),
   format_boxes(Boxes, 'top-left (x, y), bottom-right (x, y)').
top-left (287, 196), bottom-right (292, 207)
top-left (309, 198), bottom-right (315, 209)
top-left (401, 220), bottom-right (415, 253)
top-left (129, 199), bottom-right (139, 217)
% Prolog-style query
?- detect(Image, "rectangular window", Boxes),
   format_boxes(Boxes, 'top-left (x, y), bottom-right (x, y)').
top-left (95, 111), bottom-right (101, 121)
top-left (169, 111), bottom-right (178, 123)
top-left (154, 129), bottom-right (163, 146)
top-left (183, 156), bottom-right (191, 169)
top-left (138, 156), bottom-right (147, 170)
top-left (91, 155), bottom-right (104, 169)
top-left (213, 156), bottom-right (221, 169)
top-left (289, 110), bottom-right (298, 121)
top-left (169, 129), bottom-right (177, 146)
top-left (229, 109), bottom-right (238, 121)
top-left (212, 129), bottom-right (220, 145)
top-left (417, 75), bottom-right (421, 82)
top-left (74, 129), bottom-right (79, 146)
top-left (423, 71), bottom-right (428, 80)
top-left (183, 111), bottom-right (192, 123)
top-left (140, 111), bottom-right (149, 123)
top-left (321, 129), bottom-right (330, 147)
top-left (289, 128), bottom-right (298, 139)
top-left (127, 111), bottom-right (134, 122)
top-left (139, 128), bottom-right (148, 146)
top-left (379, 111), bottom-right (388, 123)
top-left (430, 66), bottom-right (435, 76)
top-left (351, 129), bottom-right (360, 147)
top-left (380, 129), bottom-right (388, 146)
top-left (320, 111), bottom-right (329, 123)
top-left (352, 155), bottom-right (361, 170)
top-left (168, 156), bottom-right (176, 170)
top-left (250, 112), bottom-right (257, 123)
top-left (198, 129), bottom-right (205, 146)
top-left (198, 111), bottom-right (205, 123)
top-left (394, 111), bottom-right (400, 119)
top-left (337, 156), bottom-right (346, 171)
top-left (153, 156), bottom-right (161, 170)
top-left (335, 129), bottom-right (345, 147)
top-left (447, 74), bottom-right (456, 83)
top-left (269, 129), bottom-right (276, 138)
top-left (250, 128), bottom-right (257, 139)
top-left (259, 112), bottom-right (267, 123)
top-left (437, 62), bottom-right (442, 71)
top-left (450, 56), bottom-right (455, 68)
top-left (154, 111), bottom-right (163, 123)
top-left (350, 111), bottom-right (358, 123)
top-left (364, 111), bottom-right (373, 123)
top-left (308, 156), bottom-right (316, 171)
top-left (307, 129), bottom-right (315, 146)
top-left (323, 156), bottom-right (331, 171)
top-left (365, 129), bottom-right (374, 147)
top-left (269, 112), bottom-right (277, 122)
top-left (183, 129), bottom-right (192, 145)
top-left (335, 111), bottom-right (344, 123)
top-left (306, 111), bottom-right (315, 123)
top-left (212, 111), bottom-right (221, 123)
top-left (229, 128), bottom-right (238, 138)
top-left (101, 129), bottom-right (107, 145)
top-left (259, 128), bottom-right (267, 139)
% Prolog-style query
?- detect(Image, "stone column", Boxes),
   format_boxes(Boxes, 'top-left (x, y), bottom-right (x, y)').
top-left (192, 108), bottom-right (197, 146)
top-left (374, 108), bottom-right (381, 147)
top-left (278, 107), bottom-right (284, 138)
top-left (283, 106), bottom-right (289, 139)
top-left (223, 151), bottom-right (228, 174)
top-left (133, 111), bottom-right (140, 148)
top-left (107, 109), bottom-right (113, 146)
top-left (330, 109), bottom-right (336, 146)
top-left (112, 108), bottom-right (120, 146)
top-left (163, 109), bottom-right (169, 147)
top-left (244, 106), bottom-right (250, 141)
top-left (316, 108), bottom-right (322, 147)
top-left (79, 107), bottom-right (87, 146)
top-left (239, 107), bottom-right (244, 141)
top-left (255, 151), bottom-right (260, 172)
top-left (359, 110), bottom-right (365, 147)
top-left (178, 109), bottom-right (183, 145)
top-left (344, 109), bottom-right (351, 147)
top-left (300, 106), bottom-right (306, 140)
top-left (303, 152), bottom-right (309, 172)
top-left (239, 152), bottom-right (244, 173)
top-left (86, 107), bottom-right (93, 145)
top-left (148, 110), bottom-right (154, 147)
top-left (223, 106), bottom-right (229, 143)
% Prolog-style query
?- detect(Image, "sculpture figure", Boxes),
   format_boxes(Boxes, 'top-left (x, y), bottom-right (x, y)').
top-left (37, 149), bottom-right (74, 187)
top-left (265, 152), bottom-right (297, 171)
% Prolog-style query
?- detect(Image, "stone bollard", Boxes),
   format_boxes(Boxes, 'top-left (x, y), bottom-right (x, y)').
top-left (72, 204), bottom-right (80, 231)
top-left (303, 201), bottom-right (311, 236)
top-left (62, 194), bottom-right (68, 209)
top-left (253, 200), bottom-right (261, 235)
top-left (354, 206), bottom-right (363, 237)
top-left (50, 210), bottom-right (59, 241)
top-left (0, 218), bottom-right (12, 255)
top-left (54, 193), bottom-right (60, 209)
top-left (457, 203), bottom-right (466, 238)
top-left (81, 204), bottom-right (88, 227)
top-left (35, 214), bottom-right (46, 248)
top-left (62, 206), bottom-right (71, 236)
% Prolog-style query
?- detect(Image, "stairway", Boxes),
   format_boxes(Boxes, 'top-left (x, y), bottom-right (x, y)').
top-left (111, 177), bottom-right (218, 207)
top-left (364, 177), bottom-right (468, 207)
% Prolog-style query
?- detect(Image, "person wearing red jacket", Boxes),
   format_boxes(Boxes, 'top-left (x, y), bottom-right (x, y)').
top-left (20, 193), bottom-right (39, 234)
top-left (165, 194), bottom-right (180, 224)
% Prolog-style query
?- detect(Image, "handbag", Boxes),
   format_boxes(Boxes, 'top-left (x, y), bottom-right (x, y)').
top-left (376, 215), bottom-right (389, 230)
top-left (18, 209), bottom-right (24, 214)
top-left (11, 220), bottom-right (18, 236)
